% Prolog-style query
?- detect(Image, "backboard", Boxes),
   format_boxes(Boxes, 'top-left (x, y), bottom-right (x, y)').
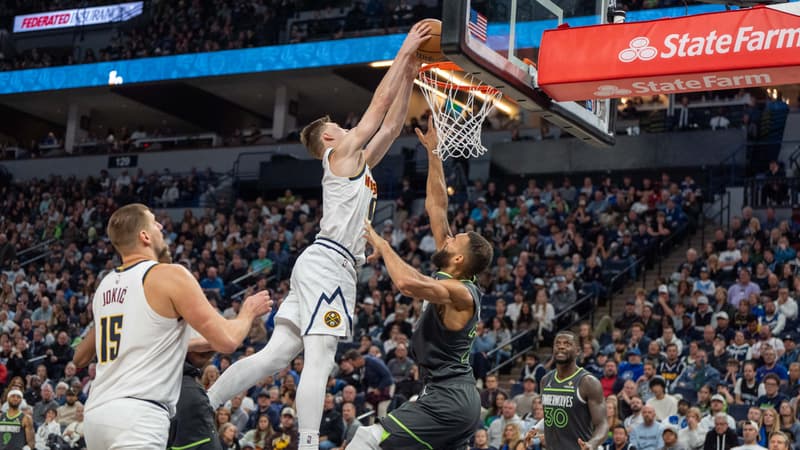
top-left (441, 0), bottom-right (616, 146)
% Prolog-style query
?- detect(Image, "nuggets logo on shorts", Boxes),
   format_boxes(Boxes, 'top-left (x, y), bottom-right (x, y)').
top-left (324, 311), bottom-right (342, 328)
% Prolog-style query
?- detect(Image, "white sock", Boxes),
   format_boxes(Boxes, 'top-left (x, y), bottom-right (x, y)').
top-left (207, 321), bottom-right (303, 408)
top-left (296, 334), bottom-right (338, 450)
top-left (347, 424), bottom-right (385, 450)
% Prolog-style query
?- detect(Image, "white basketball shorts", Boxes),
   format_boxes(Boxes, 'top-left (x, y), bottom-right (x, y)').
top-left (276, 238), bottom-right (358, 338)
top-left (84, 397), bottom-right (170, 449)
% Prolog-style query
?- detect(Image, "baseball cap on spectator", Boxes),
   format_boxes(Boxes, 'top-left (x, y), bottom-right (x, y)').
top-left (662, 424), bottom-right (678, 437)
top-left (67, 388), bottom-right (78, 397)
top-left (533, 278), bottom-right (545, 287)
top-left (240, 441), bottom-right (255, 450)
top-left (477, 197), bottom-right (486, 203)
top-left (257, 389), bottom-right (270, 398)
top-left (714, 312), bottom-right (729, 320)
top-left (626, 348), bottom-right (641, 357)
top-left (556, 276), bottom-right (566, 283)
top-left (625, 298), bottom-right (636, 305)
top-left (658, 285), bottom-right (669, 294)
top-left (524, 374), bottom-right (536, 383)
top-left (697, 296), bottom-right (709, 305)
top-left (783, 332), bottom-right (796, 341)
top-left (701, 266), bottom-right (709, 273)
top-left (711, 394), bottom-right (726, 403)
top-left (282, 407), bottom-right (296, 418)
top-left (363, 297), bottom-right (375, 305)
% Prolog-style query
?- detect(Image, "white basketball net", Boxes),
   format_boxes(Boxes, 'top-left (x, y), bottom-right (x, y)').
top-left (417, 64), bottom-right (502, 160)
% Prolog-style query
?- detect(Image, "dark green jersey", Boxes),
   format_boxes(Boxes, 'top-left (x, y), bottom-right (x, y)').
top-left (540, 367), bottom-right (593, 448)
top-left (0, 410), bottom-right (25, 450)
top-left (410, 272), bottom-right (481, 382)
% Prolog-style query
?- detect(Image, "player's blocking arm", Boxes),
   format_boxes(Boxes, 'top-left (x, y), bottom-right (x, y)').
top-left (337, 22), bottom-right (431, 159)
top-left (417, 116), bottom-right (450, 248)
top-left (364, 59), bottom-right (418, 168)
top-left (579, 375), bottom-right (609, 450)
top-left (364, 221), bottom-right (472, 310)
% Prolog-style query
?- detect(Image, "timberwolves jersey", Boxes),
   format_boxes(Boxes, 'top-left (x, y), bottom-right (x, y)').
top-left (86, 260), bottom-right (189, 417)
top-left (411, 272), bottom-right (481, 382)
top-left (540, 367), bottom-right (593, 448)
top-left (317, 148), bottom-right (378, 266)
top-left (0, 410), bottom-right (25, 450)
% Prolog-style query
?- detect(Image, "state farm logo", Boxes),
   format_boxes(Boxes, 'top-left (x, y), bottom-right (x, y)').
top-left (594, 85), bottom-right (631, 97)
top-left (618, 37), bottom-right (657, 62)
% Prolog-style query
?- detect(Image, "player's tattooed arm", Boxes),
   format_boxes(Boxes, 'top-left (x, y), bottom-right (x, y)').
top-left (364, 221), bottom-right (471, 310)
top-left (579, 374), bottom-right (609, 450)
top-left (23, 414), bottom-right (35, 448)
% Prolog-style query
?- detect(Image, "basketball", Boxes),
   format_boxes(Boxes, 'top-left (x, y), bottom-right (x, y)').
top-left (416, 18), bottom-right (446, 63)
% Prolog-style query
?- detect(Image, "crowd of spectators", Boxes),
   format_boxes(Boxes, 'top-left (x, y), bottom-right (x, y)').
top-left (0, 161), bottom-right (705, 449)
top-left (0, 0), bottom-right (441, 71)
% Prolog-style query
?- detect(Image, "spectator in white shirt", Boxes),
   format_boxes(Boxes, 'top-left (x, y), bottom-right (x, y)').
top-left (699, 395), bottom-right (736, 431)
top-left (646, 377), bottom-right (678, 421)
top-left (777, 288), bottom-right (798, 322)
top-left (733, 420), bottom-right (767, 450)
top-left (719, 239), bottom-right (742, 273)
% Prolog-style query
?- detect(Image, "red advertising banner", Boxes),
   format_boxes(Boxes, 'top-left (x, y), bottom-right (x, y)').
top-left (537, 4), bottom-right (800, 101)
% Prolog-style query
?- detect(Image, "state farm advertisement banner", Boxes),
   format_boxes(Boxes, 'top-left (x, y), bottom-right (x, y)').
top-left (13, 1), bottom-right (143, 33)
top-left (537, 4), bottom-right (800, 101)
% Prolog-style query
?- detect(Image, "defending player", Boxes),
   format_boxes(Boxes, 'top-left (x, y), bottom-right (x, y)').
top-left (207, 22), bottom-right (432, 450)
top-left (80, 204), bottom-right (272, 449)
top-left (539, 331), bottom-right (608, 450)
top-left (348, 117), bottom-right (493, 449)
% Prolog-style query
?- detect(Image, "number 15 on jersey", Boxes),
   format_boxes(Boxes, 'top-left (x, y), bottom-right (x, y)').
top-left (99, 315), bottom-right (123, 363)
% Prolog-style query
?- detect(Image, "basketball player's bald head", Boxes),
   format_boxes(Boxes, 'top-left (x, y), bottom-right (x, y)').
top-left (553, 331), bottom-right (578, 366)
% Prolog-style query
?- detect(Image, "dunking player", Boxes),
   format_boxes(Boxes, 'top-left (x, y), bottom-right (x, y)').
top-left (80, 204), bottom-right (272, 449)
top-left (207, 22), bottom-right (431, 450)
top-left (0, 388), bottom-right (35, 449)
top-left (349, 118), bottom-right (493, 449)
top-left (537, 331), bottom-right (608, 449)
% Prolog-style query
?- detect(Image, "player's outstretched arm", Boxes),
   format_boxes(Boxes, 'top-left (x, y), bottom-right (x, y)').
top-left (151, 264), bottom-right (272, 354)
top-left (72, 326), bottom-right (96, 368)
top-left (335, 22), bottom-right (430, 160)
top-left (364, 220), bottom-right (471, 310)
top-left (363, 58), bottom-right (418, 168)
top-left (579, 374), bottom-right (610, 450)
top-left (417, 116), bottom-right (450, 248)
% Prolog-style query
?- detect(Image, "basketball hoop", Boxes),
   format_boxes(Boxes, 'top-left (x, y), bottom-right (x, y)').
top-left (417, 61), bottom-right (502, 160)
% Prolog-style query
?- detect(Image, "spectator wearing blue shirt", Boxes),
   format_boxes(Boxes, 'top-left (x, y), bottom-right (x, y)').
top-left (756, 347), bottom-right (788, 383)
top-left (200, 266), bottom-right (225, 297)
top-left (341, 349), bottom-right (394, 412)
top-left (619, 348), bottom-right (645, 383)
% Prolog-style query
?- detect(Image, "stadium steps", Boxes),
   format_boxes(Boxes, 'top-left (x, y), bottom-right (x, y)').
top-left (606, 222), bottom-right (716, 319)
top-left (495, 223), bottom-right (717, 393)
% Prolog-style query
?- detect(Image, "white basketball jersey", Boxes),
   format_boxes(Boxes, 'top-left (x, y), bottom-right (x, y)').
top-left (85, 260), bottom-right (189, 417)
top-left (317, 148), bottom-right (378, 266)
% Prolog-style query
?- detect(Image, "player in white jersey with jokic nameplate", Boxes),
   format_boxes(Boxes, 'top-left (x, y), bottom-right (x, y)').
top-left (207, 21), bottom-right (432, 450)
top-left (82, 204), bottom-right (272, 449)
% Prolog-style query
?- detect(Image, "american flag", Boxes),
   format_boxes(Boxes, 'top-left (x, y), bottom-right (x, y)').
top-left (468, 9), bottom-right (488, 42)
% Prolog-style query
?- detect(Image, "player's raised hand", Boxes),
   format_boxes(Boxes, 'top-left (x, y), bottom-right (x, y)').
top-left (415, 115), bottom-right (438, 153)
top-left (241, 290), bottom-right (273, 317)
top-left (400, 21), bottom-right (432, 55)
top-left (363, 219), bottom-right (384, 263)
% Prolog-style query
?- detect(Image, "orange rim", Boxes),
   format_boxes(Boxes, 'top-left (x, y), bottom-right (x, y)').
top-left (419, 61), bottom-right (501, 95)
